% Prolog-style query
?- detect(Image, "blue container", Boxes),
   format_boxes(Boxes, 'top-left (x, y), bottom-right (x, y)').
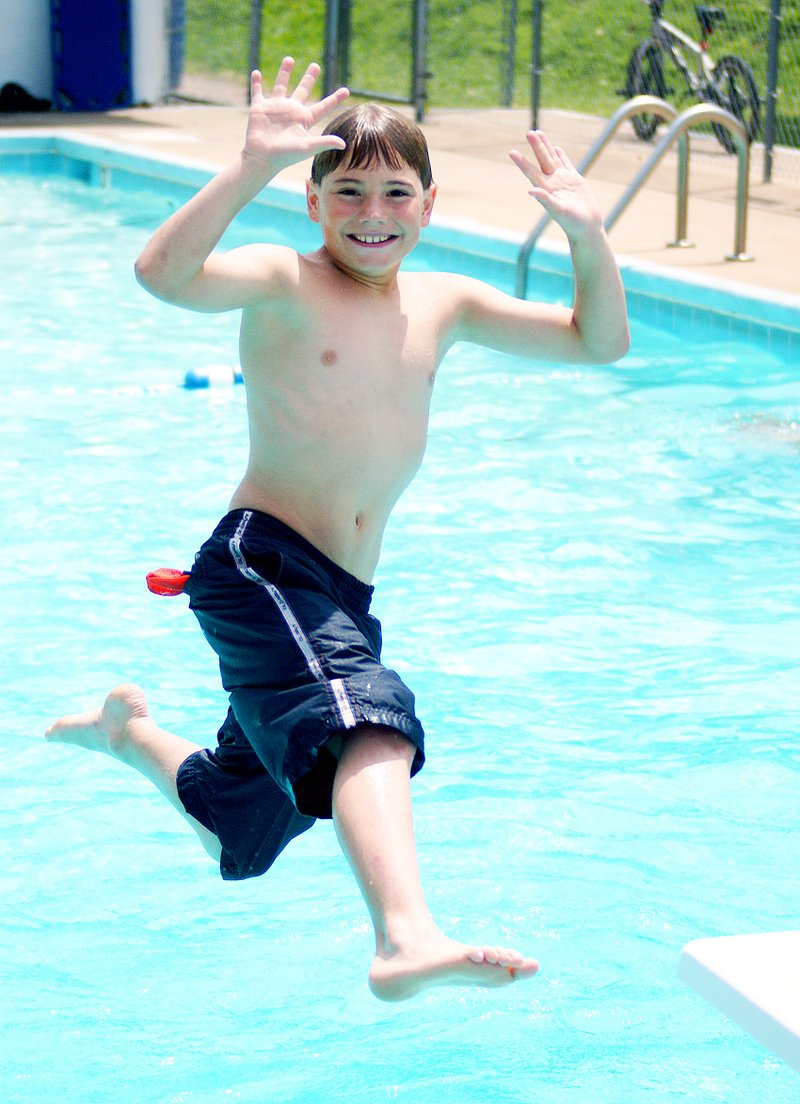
top-left (51, 0), bottom-right (133, 111)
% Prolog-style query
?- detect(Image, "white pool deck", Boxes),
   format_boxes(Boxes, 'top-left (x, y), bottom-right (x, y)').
top-left (2, 98), bottom-right (799, 1068)
top-left (679, 932), bottom-right (800, 1073)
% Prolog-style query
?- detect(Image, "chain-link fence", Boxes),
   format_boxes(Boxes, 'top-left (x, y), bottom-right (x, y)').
top-left (177, 1), bottom-right (800, 181)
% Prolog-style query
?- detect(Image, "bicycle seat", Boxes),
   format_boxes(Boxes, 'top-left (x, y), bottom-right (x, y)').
top-left (696, 6), bottom-right (725, 36)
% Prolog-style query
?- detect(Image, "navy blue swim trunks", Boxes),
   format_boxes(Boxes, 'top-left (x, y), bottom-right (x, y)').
top-left (176, 509), bottom-right (425, 881)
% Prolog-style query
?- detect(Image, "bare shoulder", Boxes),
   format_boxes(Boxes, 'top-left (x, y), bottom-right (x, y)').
top-left (398, 269), bottom-right (528, 330)
top-left (397, 269), bottom-right (492, 311)
top-left (212, 241), bottom-right (300, 290)
top-left (404, 269), bottom-right (522, 311)
top-left (158, 241), bottom-right (304, 312)
top-left (400, 269), bottom-right (584, 361)
top-left (399, 269), bottom-right (478, 293)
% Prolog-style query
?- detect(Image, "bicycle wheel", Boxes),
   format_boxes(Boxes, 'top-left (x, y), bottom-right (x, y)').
top-left (627, 42), bottom-right (668, 142)
top-left (707, 55), bottom-right (761, 154)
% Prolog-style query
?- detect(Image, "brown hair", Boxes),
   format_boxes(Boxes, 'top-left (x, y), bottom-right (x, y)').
top-left (310, 103), bottom-right (433, 189)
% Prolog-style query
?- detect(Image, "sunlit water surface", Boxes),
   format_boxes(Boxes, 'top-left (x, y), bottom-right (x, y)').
top-left (2, 174), bottom-right (799, 1103)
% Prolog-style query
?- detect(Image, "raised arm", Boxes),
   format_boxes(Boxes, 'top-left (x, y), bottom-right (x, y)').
top-left (134, 60), bottom-right (349, 311)
top-left (453, 131), bottom-right (629, 365)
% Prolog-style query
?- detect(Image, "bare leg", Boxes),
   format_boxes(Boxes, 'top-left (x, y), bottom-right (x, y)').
top-left (45, 684), bottom-right (222, 861)
top-left (332, 726), bottom-right (539, 1001)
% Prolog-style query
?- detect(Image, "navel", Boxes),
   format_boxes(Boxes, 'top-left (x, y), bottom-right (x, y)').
top-left (321, 349), bottom-right (338, 366)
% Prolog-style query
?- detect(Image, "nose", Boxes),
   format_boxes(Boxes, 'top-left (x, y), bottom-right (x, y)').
top-left (360, 194), bottom-right (387, 223)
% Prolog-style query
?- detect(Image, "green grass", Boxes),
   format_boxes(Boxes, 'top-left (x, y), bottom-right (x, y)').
top-left (184, 0), bottom-right (800, 146)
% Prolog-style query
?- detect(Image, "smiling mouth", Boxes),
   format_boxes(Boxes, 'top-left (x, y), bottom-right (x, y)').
top-left (349, 233), bottom-right (397, 245)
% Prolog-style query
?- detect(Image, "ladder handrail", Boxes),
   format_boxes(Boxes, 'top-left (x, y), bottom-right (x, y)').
top-left (515, 97), bottom-right (751, 299)
top-left (515, 96), bottom-right (678, 299)
top-left (604, 102), bottom-right (750, 256)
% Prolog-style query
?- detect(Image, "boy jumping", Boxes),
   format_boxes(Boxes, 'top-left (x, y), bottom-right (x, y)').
top-left (47, 59), bottom-right (629, 1001)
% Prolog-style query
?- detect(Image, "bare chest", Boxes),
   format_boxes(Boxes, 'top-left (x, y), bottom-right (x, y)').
top-left (320, 282), bottom-right (435, 366)
top-left (242, 283), bottom-right (442, 413)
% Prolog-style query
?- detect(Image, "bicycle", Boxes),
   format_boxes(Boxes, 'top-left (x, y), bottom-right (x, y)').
top-left (621, 0), bottom-right (761, 154)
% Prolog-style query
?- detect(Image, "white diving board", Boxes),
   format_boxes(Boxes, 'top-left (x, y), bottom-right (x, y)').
top-left (679, 931), bottom-right (800, 1073)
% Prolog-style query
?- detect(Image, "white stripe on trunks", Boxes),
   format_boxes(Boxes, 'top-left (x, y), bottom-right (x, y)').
top-left (228, 510), bottom-right (358, 729)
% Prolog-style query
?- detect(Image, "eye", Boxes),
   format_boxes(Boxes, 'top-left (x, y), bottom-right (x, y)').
top-left (387, 188), bottom-right (412, 198)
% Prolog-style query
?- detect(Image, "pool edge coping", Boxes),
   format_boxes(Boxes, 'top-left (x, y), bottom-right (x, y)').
top-left (3, 126), bottom-right (800, 339)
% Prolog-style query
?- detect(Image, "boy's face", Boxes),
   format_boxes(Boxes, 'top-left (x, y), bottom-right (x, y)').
top-left (306, 157), bottom-right (436, 282)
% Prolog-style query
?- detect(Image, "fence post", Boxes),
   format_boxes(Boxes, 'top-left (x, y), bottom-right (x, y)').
top-left (502, 0), bottom-right (519, 107)
top-left (338, 0), bottom-right (352, 86)
top-left (323, 0), bottom-right (340, 95)
top-left (325, 0), bottom-right (428, 116)
top-left (247, 0), bottom-right (263, 97)
top-left (412, 0), bottom-right (429, 122)
top-left (530, 0), bottom-right (543, 130)
top-left (763, 0), bottom-right (782, 182)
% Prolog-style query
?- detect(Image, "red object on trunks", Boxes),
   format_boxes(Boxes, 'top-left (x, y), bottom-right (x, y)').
top-left (146, 568), bottom-right (191, 596)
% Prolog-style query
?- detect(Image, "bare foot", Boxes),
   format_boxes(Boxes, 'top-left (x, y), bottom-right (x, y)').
top-left (369, 933), bottom-right (539, 1002)
top-left (46, 684), bottom-right (222, 861)
top-left (45, 683), bottom-right (153, 762)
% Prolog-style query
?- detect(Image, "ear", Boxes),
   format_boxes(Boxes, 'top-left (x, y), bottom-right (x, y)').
top-left (306, 179), bottom-right (321, 224)
top-left (420, 182), bottom-right (437, 228)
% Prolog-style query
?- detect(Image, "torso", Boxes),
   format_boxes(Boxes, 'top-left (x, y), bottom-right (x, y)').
top-left (229, 248), bottom-right (462, 582)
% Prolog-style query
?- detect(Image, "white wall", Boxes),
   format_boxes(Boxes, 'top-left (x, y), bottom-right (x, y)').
top-left (0, 0), bottom-right (53, 98)
top-left (131, 0), bottom-right (168, 104)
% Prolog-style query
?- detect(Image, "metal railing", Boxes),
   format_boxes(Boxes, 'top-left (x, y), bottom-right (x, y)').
top-left (515, 96), bottom-right (752, 299)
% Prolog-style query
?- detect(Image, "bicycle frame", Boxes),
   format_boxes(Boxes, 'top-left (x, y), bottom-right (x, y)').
top-left (626, 1), bottom-right (761, 153)
top-left (650, 14), bottom-right (716, 95)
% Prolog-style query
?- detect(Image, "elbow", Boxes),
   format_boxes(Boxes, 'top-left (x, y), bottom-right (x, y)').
top-left (575, 321), bottom-right (630, 365)
top-left (589, 341), bottom-right (629, 366)
top-left (134, 253), bottom-right (180, 303)
top-left (616, 324), bottom-right (632, 360)
top-left (134, 253), bottom-right (157, 294)
top-left (604, 327), bottom-right (631, 363)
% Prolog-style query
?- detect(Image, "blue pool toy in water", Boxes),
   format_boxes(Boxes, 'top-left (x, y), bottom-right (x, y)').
top-left (183, 364), bottom-right (243, 389)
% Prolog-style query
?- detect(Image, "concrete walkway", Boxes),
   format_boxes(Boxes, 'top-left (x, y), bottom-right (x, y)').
top-left (3, 100), bottom-right (798, 302)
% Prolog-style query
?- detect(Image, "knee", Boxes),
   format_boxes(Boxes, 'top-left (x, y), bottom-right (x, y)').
top-left (338, 724), bottom-right (416, 770)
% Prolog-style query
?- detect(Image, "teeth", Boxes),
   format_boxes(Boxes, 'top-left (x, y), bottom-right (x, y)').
top-left (353, 234), bottom-right (391, 244)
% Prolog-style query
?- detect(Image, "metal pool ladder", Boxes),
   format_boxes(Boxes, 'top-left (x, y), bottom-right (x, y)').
top-left (514, 96), bottom-right (752, 300)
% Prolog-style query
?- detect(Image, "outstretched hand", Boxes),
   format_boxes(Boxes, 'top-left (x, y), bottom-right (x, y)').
top-left (243, 58), bottom-right (350, 173)
top-left (509, 131), bottom-right (603, 239)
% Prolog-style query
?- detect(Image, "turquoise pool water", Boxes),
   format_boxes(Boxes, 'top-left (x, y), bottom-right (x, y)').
top-left (2, 143), bottom-right (799, 1103)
